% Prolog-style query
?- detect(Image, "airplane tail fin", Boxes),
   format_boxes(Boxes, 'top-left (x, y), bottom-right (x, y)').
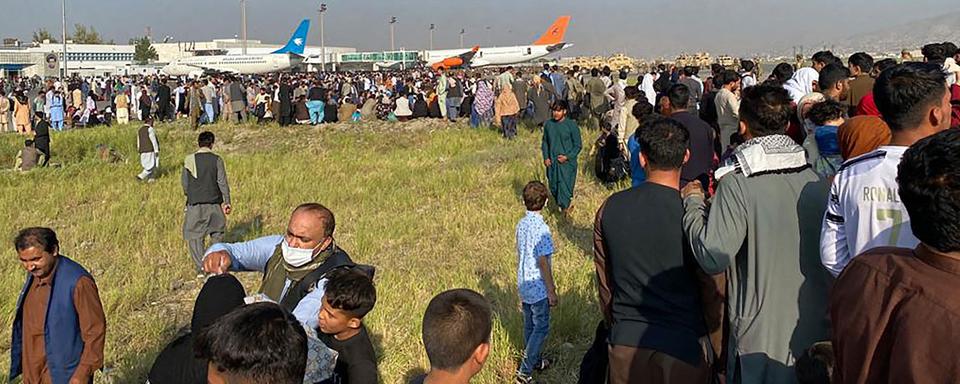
top-left (272, 19), bottom-right (310, 55)
top-left (532, 16), bottom-right (571, 46)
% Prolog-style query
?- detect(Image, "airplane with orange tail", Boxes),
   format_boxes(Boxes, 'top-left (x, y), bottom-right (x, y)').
top-left (422, 16), bottom-right (572, 69)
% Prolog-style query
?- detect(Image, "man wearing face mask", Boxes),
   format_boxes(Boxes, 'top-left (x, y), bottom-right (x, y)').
top-left (201, 203), bottom-right (354, 328)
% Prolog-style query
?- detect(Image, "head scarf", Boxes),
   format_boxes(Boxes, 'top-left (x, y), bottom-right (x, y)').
top-left (474, 80), bottom-right (494, 114)
top-left (837, 115), bottom-right (891, 160)
top-left (784, 67), bottom-right (819, 103)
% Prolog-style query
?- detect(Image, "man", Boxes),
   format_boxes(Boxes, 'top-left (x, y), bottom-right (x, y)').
top-left (497, 66), bottom-right (516, 94)
top-left (0, 90), bottom-right (10, 132)
top-left (594, 117), bottom-right (710, 384)
top-left (188, 82), bottom-right (204, 130)
top-left (410, 289), bottom-right (492, 384)
top-left (817, 64), bottom-right (850, 102)
top-left (14, 139), bottom-right (43, 172)
top-left (821, 62), bottom-right (952, 277)
top-left (436, 68), bottom-right (448, 119)
top-left (740, 60), bottom-right (757, 89)
top-left (511, 72), bottom-right (529, 120)
top-left (227, 77), bottom-right (247, 123)
top-left (183, 131), bottom-right (232, 274)
top-left (137, 118), bottom-right (160, 182)
top-left (202, 80), bottom-right (216, 124)
top-left (195, 302), bottom-right (307, 384)
top-left (664, 84), bottom-right (714, 187)
top-left (202, 203), bottom-right (355, 328)
top-left (585, 69), bottom-right (607, 126)
top-left (846, 52), bottom-right (875, 111)
top-left (445, 72), bottom-right (464, 122)
top-left (541, 101), bottom-right (582, 213)
top-left (714, 70), bottom-right (741, 151)
top-left (9, 227), bottom-right (106, 384)
top-left (155, 79), bottom-right (171, 122)
top-left (678, 67), bottom-right (703, 112)
top-left (682, 85), bottom-right (831, 384)
top-left (549, 65), bottom-right (566, 102)
top-left (565, 69), bottom-right (585, 120)
top-left (831, 129), bottom-right (960, 383)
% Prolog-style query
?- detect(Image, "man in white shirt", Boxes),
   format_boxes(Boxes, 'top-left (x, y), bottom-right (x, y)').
top-left (821, 62), bottom-right (954, 276)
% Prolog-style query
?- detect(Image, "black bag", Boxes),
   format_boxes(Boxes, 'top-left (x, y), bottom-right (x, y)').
top-left (577, 321), bottom-right (609, 384)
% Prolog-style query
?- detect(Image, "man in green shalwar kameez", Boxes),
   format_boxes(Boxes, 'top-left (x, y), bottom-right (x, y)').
top-left (541, 101), bottom-right (582, 212)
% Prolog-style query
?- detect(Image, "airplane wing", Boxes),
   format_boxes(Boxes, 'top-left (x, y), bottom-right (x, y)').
top-left (182, 63), bottom-right (240, 76)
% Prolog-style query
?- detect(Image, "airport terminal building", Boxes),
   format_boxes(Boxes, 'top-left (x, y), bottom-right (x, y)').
top-left (0, 38), bottom-right (355, 78)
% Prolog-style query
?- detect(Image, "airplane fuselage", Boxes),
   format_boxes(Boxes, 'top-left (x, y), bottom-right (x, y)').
top-left (424, 43), bottom-right (572, 68)
top-left (161, 54), bottom-right (300, 76)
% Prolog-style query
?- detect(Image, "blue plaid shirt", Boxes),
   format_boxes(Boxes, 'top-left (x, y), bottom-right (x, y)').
top-left (516, 211), bottom-right (555, 304)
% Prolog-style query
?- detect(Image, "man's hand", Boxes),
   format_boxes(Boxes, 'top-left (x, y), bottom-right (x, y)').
top-left (202, 250), bottom-right (232, 274)
top-left (544, 158), bottom-right (552, 167)
top-left (547, 290), bottom-right (559, 307)
top-left (557, 154), bottom-right (568, 164)
top-left (68, 374), bottom-right (89, 384)
top-left (681, 180), bottom-right (704, 199)
top-left (222, 203), bottom-right (232, 215)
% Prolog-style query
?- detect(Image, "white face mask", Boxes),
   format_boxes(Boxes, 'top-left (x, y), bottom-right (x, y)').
top-left (281, 238), bottom-right (319, 267)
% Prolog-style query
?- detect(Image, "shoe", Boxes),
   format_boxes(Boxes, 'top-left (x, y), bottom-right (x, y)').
top-left (515, 373), bottom-right (534, 384)
top-left (534, 358), bottom-right (552, 371)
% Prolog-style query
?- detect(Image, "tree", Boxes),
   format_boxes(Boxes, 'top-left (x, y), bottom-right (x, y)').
top-left (71, 24), bottom-right (103, 44)
top-left (32, 28), bottom-right (58, 43)
top-left (132, 36), bottom-right (158, 64)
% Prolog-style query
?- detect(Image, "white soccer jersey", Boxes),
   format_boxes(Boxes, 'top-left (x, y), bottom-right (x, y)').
top-left (820, 146), bottom-right (919, 277)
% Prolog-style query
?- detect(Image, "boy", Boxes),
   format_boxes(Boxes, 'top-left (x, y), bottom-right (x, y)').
top-left (412, 289), bottom-right (492, 384)
top-left (317, 268), bottom-right (378, 384)
top-left (195, 302), bottom-right (307, 384)
top-left (14, 139), bottom-right (44, 172)
top-left (515, 181), bottom-right (557, 383)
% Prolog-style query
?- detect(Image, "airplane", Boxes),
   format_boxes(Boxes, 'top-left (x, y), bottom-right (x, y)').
top-left (429, 46), bottom-right (480, 70)
top-left (161, 19), bottom-right (310, 77)
top-left (421, 16), bottom-right (573, 69)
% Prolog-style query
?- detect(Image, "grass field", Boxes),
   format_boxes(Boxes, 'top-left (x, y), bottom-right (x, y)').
top-left (0, 117), bottom-right (622, 383)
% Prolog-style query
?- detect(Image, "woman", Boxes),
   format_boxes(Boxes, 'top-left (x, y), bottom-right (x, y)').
top-left (359, 93), bottom-right (377, 121)
top-left (115, 92), bottom-right (130, 125)
top-left (393, 92), bottom-right (413, 122)
top-left (838, 115), bottom-right (891, 160)
top-left (323, 96), bottom-right (339, 123)
top-left (427, 91), bottom-right (442, 118)
top-left (494, 83), bottom-right (520, 139)
top-left (411, 94), bottom-right (429, 119)
top-left (338, 97), bottom-right (358, 122)
top-left (49, 90), bottom-right (65, 131)
top-left (138, 90), bottom-right (152, 122)
top-left (13, 92), bottom-right (32, 134)
top-left (471, 79), bottom-right (494, 128)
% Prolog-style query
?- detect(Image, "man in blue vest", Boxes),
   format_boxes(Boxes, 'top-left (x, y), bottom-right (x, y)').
top-left (10, 227), bottom-right (106, 384)
top-left (202, 203), bottom-right (356, 329)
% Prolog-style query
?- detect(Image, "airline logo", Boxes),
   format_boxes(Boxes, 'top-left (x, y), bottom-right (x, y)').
top-left (294, 38), bottom-right (304, 46)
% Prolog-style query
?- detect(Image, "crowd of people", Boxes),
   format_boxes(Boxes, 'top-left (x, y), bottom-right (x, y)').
top-left (8, 39), bottom-right (960, 384)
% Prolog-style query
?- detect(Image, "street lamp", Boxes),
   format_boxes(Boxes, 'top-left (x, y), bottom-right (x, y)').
top-left (240, 0), bottom-right (248, 55)
top-left (319, 3), bottom-right (327, 72)
top-left (459, 28), bottom-right (465, 49)
top-left (429, 23), bottom-right (435, 51)
top-left (389, 16), bottom-right (397, 51)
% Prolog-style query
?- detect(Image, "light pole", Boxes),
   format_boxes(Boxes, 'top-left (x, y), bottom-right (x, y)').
top-left (61, 0), bottom-right (68, 79)
top-left (240, 0), bottom-right (248, 55)
top-left (459, 28), bottom-right (465, 49)
top-left (389, 16), bottom-right (397, 51)
top-left (429, 23), bottom-right (435, 50)
top-left (319, 3), bottom-right (327, 72)
top-left (485, 26), bottom-right (491, 47)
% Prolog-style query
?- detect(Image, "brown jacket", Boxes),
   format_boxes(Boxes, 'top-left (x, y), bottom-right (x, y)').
top-left (831, 244), bottom-right (960, 383)
top-left (847, 75), bottom-right (874, 108)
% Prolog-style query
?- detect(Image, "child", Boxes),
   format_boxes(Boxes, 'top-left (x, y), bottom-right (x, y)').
top-left (514, 181), bottom-right (557, 384)
top-left (411, 289), bottom-right (492, 384)
top-left (317, 268), bottom-right (378, 384)
top-left (14, 139), bottom-right (43, 172)
top-left (795, 341), bottom-right (834, 384)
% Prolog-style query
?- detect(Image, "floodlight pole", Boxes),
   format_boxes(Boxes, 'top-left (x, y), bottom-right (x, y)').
top-left (240, 0), bottom-right (248, 55)
top-left (429, 24), bottom-right (435, 50)
top-left (389, 17), bottom-right (397, 51)
top-left (319, 3), bottom-right (327, 72)
top-left (61, 0), bottom-right (68, 79)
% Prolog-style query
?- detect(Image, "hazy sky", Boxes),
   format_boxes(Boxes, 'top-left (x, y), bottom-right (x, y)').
top-left (2, 0), bottom-right (955, 56)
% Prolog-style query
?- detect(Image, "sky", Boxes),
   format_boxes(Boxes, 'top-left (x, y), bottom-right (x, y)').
top-left (1, 0), bottom-right (955, 57)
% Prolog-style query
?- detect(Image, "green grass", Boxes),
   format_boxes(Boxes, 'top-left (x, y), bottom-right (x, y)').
top-left (0, 118), bottom-right (621, 383)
